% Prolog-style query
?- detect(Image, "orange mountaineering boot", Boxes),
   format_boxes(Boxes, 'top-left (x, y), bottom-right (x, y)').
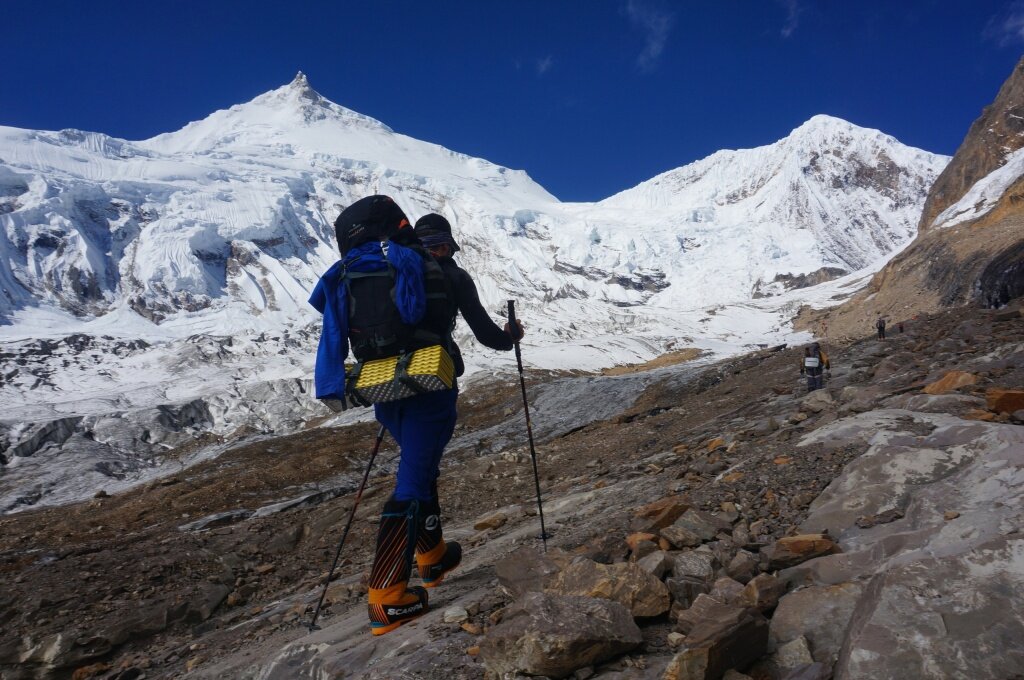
top-left (415, 495), bottom-right (462, 588)
top-left (366, 499), bottom-right (428, 635)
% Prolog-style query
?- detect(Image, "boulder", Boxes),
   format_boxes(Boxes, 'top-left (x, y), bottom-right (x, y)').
top-left (675, 593), bottom-right (725, 635)
top-left (740, 573), bottom-right (787, 612)
top-left (780, 663), bottom-right (831, 680)
top-left (580, 533), bottom-right (631, 564)
top-left (186, 583), bottom-right (231, 623)
top-left (800, 390), bottom-right (835, 414)
top-left (672, 510), bottom-right (732, 542)
top-left (666, 576), bottom-right (710, 612)
top-left (922, 371), bottom-right (978, 395)
top-left (722, 671), bottom-right (753, 680)
top-left (631, 538), bottom-right (661, 560)
top-left (771, 636), bottom-right (814, 672)
top-left (986, 388), bottom-right (1024, 414)
top-left (546, 558), bottom-right (671, 617)
top-left (770, 582), bottom-right (863, 665)
top-left (726, 550), bottom-right (759, 584)
top-left (636, 551), bottom-right (674, 579)
top-left (626, 532), bottom-right (660, 553)
top-left (764, 535), bottom-right (839, 570)
top-left (672, 550), bottom-right (718, 582)
top-left (665, 597), bottom-right (768, 680)
top-left (707, 577), bottom-right (745, 605)
top-left (661, 524), bottom-right (704, 549)
top-left (495, 546), bottom-right (567, 598)
top-left (479, 592), bottom-right (642, 679)
top-left (633, 495), bottom-right (691, 531)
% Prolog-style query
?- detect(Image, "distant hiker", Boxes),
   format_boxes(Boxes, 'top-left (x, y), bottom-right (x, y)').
top-left (876, 316), bottom-right (887, 340)
top-left (800, 342), bottom-right (830, 392)
top-left (310, 195), bottom-right (464, 636)
top-left (897, 321), bottom-right (905, 334)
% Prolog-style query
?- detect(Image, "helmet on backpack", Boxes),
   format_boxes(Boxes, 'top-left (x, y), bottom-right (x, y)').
top-left (414, 213), bottom-right (461, 253)
top-left (335, 195), bottom-right (413, 256)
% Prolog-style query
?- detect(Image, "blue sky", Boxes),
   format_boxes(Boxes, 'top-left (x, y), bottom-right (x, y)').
top-left (1, 1), bottom-right (1021, 201)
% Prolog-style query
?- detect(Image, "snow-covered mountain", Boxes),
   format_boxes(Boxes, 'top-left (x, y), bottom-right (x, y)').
top-left (0, 73), bottom-right (948, 510)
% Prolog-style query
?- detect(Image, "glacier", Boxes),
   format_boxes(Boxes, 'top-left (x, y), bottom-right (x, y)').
top-left (0, 72), bottom-right (948, 510)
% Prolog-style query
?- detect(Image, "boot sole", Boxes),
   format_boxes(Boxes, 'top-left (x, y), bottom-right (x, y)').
top-left (422, 563), bottom-right (459, 588)
top-left (370, 614), bottom-right (424, 635)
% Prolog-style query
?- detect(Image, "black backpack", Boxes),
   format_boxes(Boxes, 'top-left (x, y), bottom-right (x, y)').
top-left (344, 244), bottom-right (453, 363)
top-left (334, 196), bottom-right (455, 365)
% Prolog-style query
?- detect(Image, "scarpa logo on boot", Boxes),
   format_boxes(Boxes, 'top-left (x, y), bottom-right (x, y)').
top-left (424, 515), bottom-right (439, 531)
top-left (386, 602), bottom-right (425, 617)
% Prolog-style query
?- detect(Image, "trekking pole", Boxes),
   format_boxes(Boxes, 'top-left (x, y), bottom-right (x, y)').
top-left (308, 423), bottom-right (386, 631)
top-left (507, 300), bottom-right (549, 551)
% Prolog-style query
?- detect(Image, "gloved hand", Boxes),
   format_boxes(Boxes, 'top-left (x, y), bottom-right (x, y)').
top-left (505, 319), bottom-right (525, 341)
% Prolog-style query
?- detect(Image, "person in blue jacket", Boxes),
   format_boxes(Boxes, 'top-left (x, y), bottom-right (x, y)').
top-left (311, 198), bottom-right (522, 636)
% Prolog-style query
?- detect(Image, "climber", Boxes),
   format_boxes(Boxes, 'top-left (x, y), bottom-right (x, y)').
top-left (800, 342), bottom-right (830, 393)
top-left (876, 316), bottom-right (887, 340)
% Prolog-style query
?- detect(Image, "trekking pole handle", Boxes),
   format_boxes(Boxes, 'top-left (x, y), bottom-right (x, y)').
top-left (507, 300), bottom-right (523, 347)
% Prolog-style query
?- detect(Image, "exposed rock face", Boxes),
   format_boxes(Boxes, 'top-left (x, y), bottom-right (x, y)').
top-left (787, 410), bottom-right (1024, 678)
top-left (918, 57), bottom-right (1024, 233)
top-left (752, 267), bottom-right (849, 299)
top-left (479, 592), bottom-right (643, 679)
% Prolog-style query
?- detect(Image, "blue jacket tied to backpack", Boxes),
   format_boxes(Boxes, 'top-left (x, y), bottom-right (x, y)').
top-left (309, 240), bottom-right (426, 400)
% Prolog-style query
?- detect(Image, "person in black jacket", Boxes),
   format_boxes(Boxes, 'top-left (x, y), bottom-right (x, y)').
top-left (414, 213), bottom-right (522, 376)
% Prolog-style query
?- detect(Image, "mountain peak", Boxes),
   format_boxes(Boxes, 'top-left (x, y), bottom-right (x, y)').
top-left (285, 71), bottom-right (320, 103)
top-left (787, 114), bottom-right (861, 141)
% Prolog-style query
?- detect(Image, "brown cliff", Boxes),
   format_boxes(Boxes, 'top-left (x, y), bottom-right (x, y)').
top-left (918, 56), bottom-right (1024, 232)
top-left (803, 58), bottom-right (1024, 340)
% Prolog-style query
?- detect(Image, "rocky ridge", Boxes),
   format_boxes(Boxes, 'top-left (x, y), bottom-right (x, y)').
top-left (809, 57), bottom-right (1024, 339)
top-left (0, 300), bottom-right (1021, 679)
top-left (917, 56), bottom-right (1024, 233)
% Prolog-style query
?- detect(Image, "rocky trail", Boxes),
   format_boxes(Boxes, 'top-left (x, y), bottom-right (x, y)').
top-left (2, 302), bottom-right (1023, 679)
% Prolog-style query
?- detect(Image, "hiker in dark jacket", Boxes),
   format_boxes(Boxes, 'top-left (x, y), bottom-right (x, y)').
top-left (800, 342), bottom-right (830, 392)
top-left (414, 213), bottom-right (522, 376)
top-left (312, 196), bottom-right (471, 636)
top-left (876, 316), bottom-right (887, 340)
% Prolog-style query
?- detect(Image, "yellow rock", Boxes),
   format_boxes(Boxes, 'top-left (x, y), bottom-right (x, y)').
top-left (706, 437), bottom-right (726, 451)
top-left (922, 371), bottom-right (978, 395)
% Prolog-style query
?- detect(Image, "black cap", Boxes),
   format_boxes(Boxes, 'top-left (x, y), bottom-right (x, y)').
top-left (334, 195), bottom-right (412, 255)
top-left (414, 213), bottom-right (461, 253)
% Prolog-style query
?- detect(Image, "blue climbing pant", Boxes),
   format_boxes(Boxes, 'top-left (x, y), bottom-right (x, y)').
top-left (374, 388), bottom-right (459, 502)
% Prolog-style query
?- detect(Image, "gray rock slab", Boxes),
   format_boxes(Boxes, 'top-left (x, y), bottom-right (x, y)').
top-left (786, 410), bottom-right (1024, 678)
top-left (835, 536), bottom-right (1024, 679)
